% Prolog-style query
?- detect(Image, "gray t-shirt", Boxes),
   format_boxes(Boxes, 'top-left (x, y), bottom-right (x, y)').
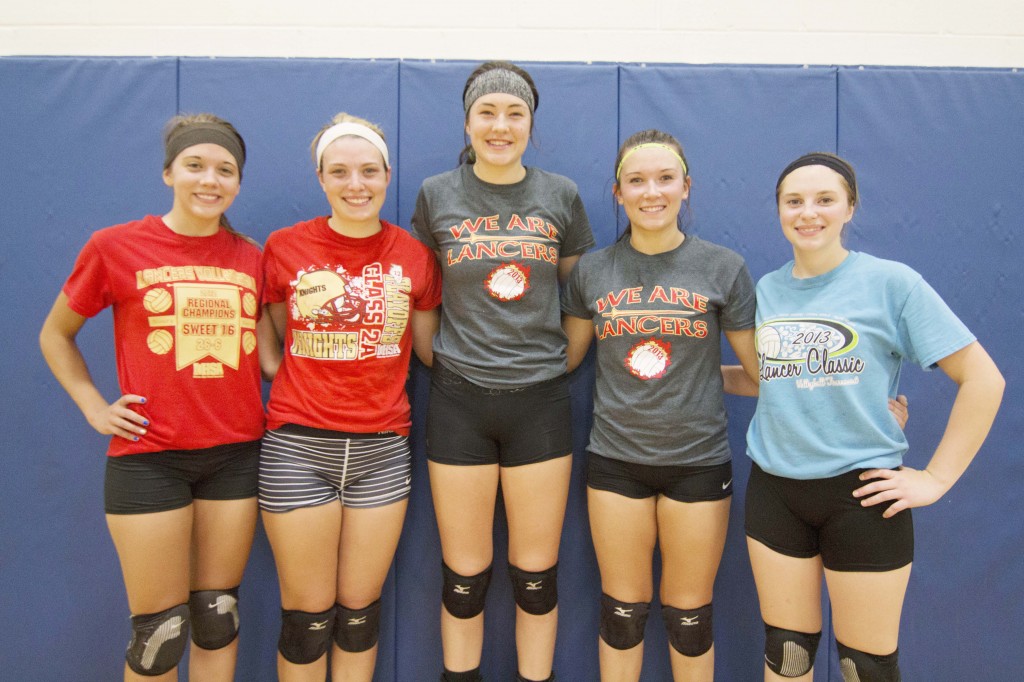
top-left (412, 164), bottom-right (594, 387)
top-left (561, 235), bottom-right (755, 466)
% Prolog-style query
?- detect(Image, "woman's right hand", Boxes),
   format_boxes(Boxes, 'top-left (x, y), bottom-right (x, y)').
top-left (87, 394), bottom-right (149, 441)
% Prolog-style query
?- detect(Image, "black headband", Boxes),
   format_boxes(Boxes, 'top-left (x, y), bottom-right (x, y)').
top-left (164, 123), bottom-right (246, 174)
top-left (776, 152), bottom-right (856, 201)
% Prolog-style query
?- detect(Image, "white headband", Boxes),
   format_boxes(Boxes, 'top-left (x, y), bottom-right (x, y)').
top-left (315, 122), bottom-right (390, 169)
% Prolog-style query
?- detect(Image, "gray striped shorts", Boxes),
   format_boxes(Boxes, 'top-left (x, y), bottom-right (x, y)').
top-left (258, 424), bottom-right (411, 512)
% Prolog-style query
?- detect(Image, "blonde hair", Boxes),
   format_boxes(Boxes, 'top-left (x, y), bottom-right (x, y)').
top-left (310, 112), bottom-right (387, 170)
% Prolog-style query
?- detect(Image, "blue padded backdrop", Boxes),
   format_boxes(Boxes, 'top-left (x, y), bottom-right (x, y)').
top-left (1, 57), bottom-right (1020, 681)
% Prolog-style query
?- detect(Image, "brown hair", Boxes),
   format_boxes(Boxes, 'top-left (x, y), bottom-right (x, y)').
top-left (162, 113), bottom-right (255, 244)
top-left (459, 61), bottom-right (540, 166)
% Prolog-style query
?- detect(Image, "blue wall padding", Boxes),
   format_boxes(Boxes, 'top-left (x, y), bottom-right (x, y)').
top-left (1, 57), bottom-right (1021, 681)
top-left (838, 66), bottom-right (1024, 682)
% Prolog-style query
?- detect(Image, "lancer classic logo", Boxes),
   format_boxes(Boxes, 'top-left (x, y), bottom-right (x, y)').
top-left (756, 318), bottom-right (864, 388)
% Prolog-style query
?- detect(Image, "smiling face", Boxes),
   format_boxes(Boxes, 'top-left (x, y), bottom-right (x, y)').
top-left (465, 92), bottom-right (531, 181)
top-left (162, 143), bottom-right (241, 231)
top-left (614, 145), bottom-right (690, 240)
top-left (776, 164), bottom-right (855, 261)
top-left (317, 135), bottom-right (391, 231)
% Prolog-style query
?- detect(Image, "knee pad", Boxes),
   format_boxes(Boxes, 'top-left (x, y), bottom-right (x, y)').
top-left (125, 603), bottom-right (190, 676)
top-left (441, 562), bottom-right (492, 619)
top-left (333, 600), bottom-right (382, 653)
top-left (440, 669), bottom-right (483, 682)
top-left (662, 602), bottom-right (714, 657)
top-left (764, 623), bottom-right (822, 678)
top-left (278, 607), bottom-right (336, 665)
top-left (189, 587), bottom-right (240, 650)
top-left (837, 641), bottom-right (901, 682)
top-left (599, 594), bottom-right (650, 650)
top-left (508, 562), bottom-right (558, 616)
top-left (516, 673), bottom-right (556, 682)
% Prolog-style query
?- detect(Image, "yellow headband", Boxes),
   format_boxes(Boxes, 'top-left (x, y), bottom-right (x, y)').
top-left (616, 143), bottom-right (688, 180)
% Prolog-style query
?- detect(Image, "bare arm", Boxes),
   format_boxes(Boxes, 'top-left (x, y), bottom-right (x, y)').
top-left (256, 308), bottom-right (283, 382)
top-left (563, 314), bottom-right (594, 373)
top-left (721, 328), bottom-right (759, 397)
top-left (854, 341), bottom-right (1004, 517)
top-left (412, 307), bottom-right (440, 367)
top-left (38, 292), bottom-right (148, 441)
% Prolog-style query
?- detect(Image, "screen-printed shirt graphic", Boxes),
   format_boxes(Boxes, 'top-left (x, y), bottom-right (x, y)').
top-left (592, 283), bottom-right (711, 381)
top-left (289, 262), bottom-right (411, 361)
top-left (139, 272), bottom-right (258, 377)
top-left (560, 236), bottom-right (755, 466)
top-left (61, 216), bottom-right (266, 456)
top-left (755, 316), bottom-right (865, 390)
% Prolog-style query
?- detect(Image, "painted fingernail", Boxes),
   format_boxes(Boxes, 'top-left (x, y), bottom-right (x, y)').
top-left (142, 420), bottom-right (149, 426)
top-left (133, 436), bottom-right (140, 441)
top-left (140, 398), bottom-right (147, 404)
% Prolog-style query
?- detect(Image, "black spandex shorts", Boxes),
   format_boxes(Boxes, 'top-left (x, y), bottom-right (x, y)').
top-left (426, 363), bottom-right (572, 467)
top-left (104, 440), bottom-right (261, 515)
top-left (587, 452), bottom-right (733, 502)
top-left (744, 461), bottom-right (914, 572)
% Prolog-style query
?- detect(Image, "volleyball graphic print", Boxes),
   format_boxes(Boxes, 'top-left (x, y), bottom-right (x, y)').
top-left (756, 317), bottom-right (865, 388)
top-left (137, 269), bottom-right (258, 379)
top-left (625, 338), bottom-right (672, 380)
top-left (485, 262), bottom-right (530, 301)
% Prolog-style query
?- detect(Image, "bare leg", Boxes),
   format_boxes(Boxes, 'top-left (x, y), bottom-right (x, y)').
top-left (747, 537), bottom-right (823, 682)
top-left (187, 497), bottom-right (257, 682)
top-left (658, 496), bottom-right (729, 682)
top-left (331, 500), bottom-right (409, 682)
top-left (826, 564), bottom-right (911, 659)
top-left (501, 455), bottom-right (572, 681)
top-left (107, 506), bottom-right (192, 682)
top-left (429, 461), bottom-right (499, 673)
top-left (262, 503), bottom-right (342, 682)
top-left (587, 487), bottom-right (657, 682)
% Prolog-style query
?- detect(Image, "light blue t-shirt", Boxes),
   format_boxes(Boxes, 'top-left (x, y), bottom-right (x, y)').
top-left (746, 251), bottom-right (975, 479)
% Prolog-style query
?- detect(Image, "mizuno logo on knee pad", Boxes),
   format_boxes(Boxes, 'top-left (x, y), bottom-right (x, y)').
top-left (614, 607), bottom-right (634, 617)
top-left (525, 580), bottom-right (543, 590)
top-left (453, 585), bottom-right (471, 594)
top-left (309, 620), bottom-right (330, 631)
top-left (347, 616), bottom-right (367, 625)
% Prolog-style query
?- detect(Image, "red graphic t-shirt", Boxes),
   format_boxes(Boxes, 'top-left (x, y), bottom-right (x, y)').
top-left (262, 218), bottom-right (442, 435)
top-left (63, 215), bottom-right (266, 456)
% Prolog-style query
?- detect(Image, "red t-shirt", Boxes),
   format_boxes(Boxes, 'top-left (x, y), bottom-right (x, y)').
top-left (263, 218), bottom-right (442, 435)
top-left (63, 215), bottom-right (266, 456)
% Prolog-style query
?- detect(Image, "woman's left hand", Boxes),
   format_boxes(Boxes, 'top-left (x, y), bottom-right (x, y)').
top-left (852, 466), bottom-right (948, 518)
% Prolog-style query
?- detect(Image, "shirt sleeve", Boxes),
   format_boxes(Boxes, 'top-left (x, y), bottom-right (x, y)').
top-left (560, 193), bottom-right (595, 257)
top-left (897, 277), bottom-right (976, 369)
top-left (559, 258), bottom-right (593, 319)
top-left (411, 188), bottom-right (440, 254)
top-left (62, 237), bottom-right (112, 318)
top-left (720, 261), bottom-right (757, 331)
top-left (260, 236), bottom-right (287, 306)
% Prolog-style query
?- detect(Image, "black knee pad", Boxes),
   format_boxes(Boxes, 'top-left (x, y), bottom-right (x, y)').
top-left (764, 623), bottom-right (822, 678)
top-left (333, 600), bottom-right (381, 653)
top-left (662, 602), bottom-right (714, 657)
top-left (441, 562), bottom-right (492, 619)
top-left (836, 641), bottom-right (901, 682)
top-left (278, 607), bottom-right (336, 665)
top-left (125, 603), bottom-right (190, 676)
top-left (189, 587), bottom-right (240, 650)
top-left (599, 593), bottom-right (650, 650)
top-left (508, 562), bottom-right (558, 616)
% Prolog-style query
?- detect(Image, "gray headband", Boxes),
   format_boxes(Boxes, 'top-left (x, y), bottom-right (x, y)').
top-left (463, 68), bottom-right (536, 113)
top-left (164, 123), bottom-right (246, 174)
